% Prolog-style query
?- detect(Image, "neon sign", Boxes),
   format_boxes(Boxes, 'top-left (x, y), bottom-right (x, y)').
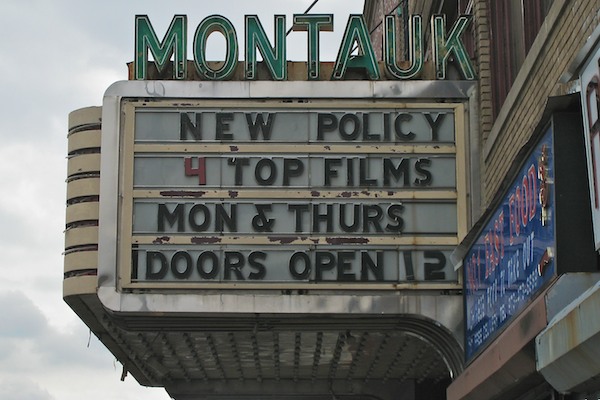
top-left (134, 14), bottom-right (476, 81)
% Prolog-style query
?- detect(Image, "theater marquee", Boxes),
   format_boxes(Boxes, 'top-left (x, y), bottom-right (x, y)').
top-left (99, 81), bottom-right (469, 290)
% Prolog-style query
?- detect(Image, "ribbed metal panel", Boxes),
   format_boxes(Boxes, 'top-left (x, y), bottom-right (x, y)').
top-left (64, 107), bottom-right (101, 291)
top-left (537, 278), bottom-right (600, 393)
top-left (98, 314), bottom-right (455, 392)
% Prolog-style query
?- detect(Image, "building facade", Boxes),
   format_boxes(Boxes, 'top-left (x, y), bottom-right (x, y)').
top-left (65, 11), bottom-right (475, 399)
top-left (64, 1), bottom-right (600, 399)
top-left (365, 0), bottom-right (600, 399)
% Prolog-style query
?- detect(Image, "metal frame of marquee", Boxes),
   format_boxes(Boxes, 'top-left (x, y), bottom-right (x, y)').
top-left (98, 80), bottom-right (475, 322)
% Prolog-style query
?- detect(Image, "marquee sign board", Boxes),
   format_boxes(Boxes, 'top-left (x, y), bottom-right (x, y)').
top-left (463, 127), bottom-right (556, 360)
top-left (580, 39), bottom-right (600, 251)
top-left (99, 81), bottom-right (468, 290)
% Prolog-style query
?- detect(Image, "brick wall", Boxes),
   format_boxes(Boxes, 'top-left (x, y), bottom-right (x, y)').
top-left (482, 0), bottom-right (600, 204)
top-left (473, 0), bottom-right (492, 141)
top-left (367, 0), bottom-right (401, 60)
top-left (364, 0), bottom-right (600, 212)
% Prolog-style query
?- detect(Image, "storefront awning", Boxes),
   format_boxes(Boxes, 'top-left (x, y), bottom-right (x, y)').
top-left (536, 277), bottom-right (600, 393)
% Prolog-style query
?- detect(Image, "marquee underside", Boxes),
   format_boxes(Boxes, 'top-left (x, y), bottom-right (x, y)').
top-left (65, 292), bottom-right (461, 400)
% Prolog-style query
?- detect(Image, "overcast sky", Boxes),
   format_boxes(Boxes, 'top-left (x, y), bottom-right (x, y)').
top-left (0, 1), bottom-right (364, 399)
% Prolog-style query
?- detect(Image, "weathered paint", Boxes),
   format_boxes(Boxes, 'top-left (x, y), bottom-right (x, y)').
top-left (432, 15), bottom-right (476, 80)
top-left (133, 14), bottom-right (476, 81)
top-left (384, 14), bottom-right (423, 79)
top-left (292, 14), bottom-right (334, 80)
top-left (193, 15), bottom-right (238, 80)
top-left (244, 15), bottom-right (287, 80)
top-left (331, 15), bottom-right (380, 80)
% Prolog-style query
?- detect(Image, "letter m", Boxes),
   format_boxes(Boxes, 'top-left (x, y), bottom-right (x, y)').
top-left (135, 15), bottom-right (187, 80)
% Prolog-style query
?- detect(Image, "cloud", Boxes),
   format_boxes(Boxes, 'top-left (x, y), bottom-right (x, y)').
top-left (0, 291), bottom-right (170, 399)
top-left (0, 377), bottom-right (55, 400)
top-left (0, 291), bottom-right (104, 370)
top-left (0, 291), bottom-right (46, 338)
top-left (0, 1), bottom-right (363, 399)
top-left (0, 141), bottom-right (67, 327)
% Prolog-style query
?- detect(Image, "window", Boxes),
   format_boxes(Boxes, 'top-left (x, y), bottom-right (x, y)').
top-left (489, 0), bottom-right (554, 118)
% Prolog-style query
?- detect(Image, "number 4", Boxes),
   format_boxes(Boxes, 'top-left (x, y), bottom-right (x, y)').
top-left (184, 157), bottom-right (206, 185)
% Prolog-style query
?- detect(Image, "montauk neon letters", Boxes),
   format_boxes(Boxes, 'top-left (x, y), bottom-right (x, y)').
top-left (134, 14), bottom-right (476, 81)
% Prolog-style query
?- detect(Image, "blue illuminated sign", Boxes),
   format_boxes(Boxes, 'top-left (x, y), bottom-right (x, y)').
top-left (464, 127), bottom-right (555, 360)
